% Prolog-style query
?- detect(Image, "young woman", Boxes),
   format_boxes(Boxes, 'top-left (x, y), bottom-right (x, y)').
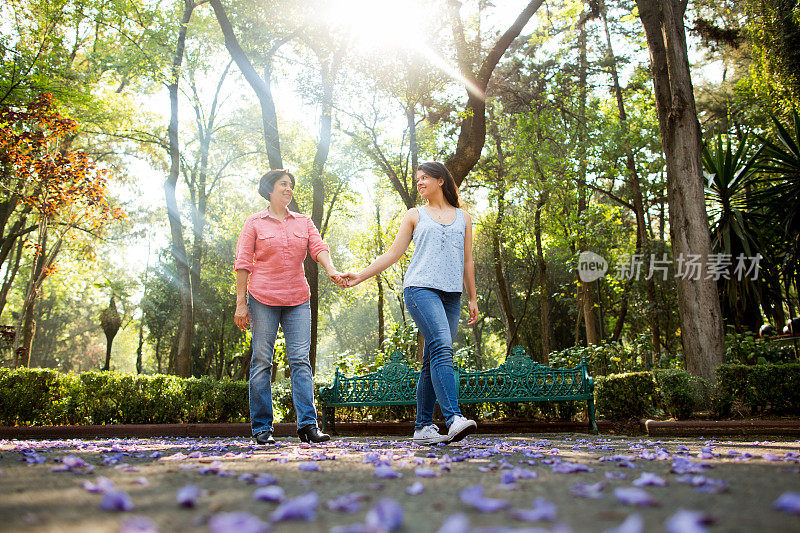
top-left (343, 161), bottom-right (478, 444)
top-left (234, 169), bottom-right (343, 444)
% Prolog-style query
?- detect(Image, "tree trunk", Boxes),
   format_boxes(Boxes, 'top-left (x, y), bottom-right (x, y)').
top-left (375, 201), bottom-right (385, 350)
top-left (487, 109), bottom-right (518, 352)
top-left (445, 0), bottom-right (545, 185)
top-left (576, 16), bottom-right (602, 346)
top-left (636, 0), bottom-right (725, 382)
top-left (534, 195), bottom-right (552, 362)
top-left (0, 235), bottom-right (24, 317)
top-left (601, 3), bottom-right (660, 360)
top-left (165, 0), bottom-right (196, 378)
top-left (209, 0), bottom-right (283, 169)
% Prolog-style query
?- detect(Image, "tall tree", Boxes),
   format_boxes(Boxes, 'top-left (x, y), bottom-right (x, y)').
top-left (445, 0), bottom-right (545, 185)
top-left (636, 0), bottom-right (725, 382)
top-left (164, 0), bottom-right (201, 377)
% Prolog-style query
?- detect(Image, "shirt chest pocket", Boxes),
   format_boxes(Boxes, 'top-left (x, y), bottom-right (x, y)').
top-left (255, 233), bottom-right (276, 256)
top-left (443, 227), bottom-right (465, 250)
top-left (290, 230), bottom-right (309, 256)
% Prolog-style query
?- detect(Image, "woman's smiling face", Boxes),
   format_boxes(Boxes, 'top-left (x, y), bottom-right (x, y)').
top-left (415, 170), bottom-right (442, 199)
top-left (270, 175), bottom-right (293, 206)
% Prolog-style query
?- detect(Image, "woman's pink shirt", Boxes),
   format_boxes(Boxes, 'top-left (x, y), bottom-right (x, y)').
top-left (234, 208), bottom-right (330, 306)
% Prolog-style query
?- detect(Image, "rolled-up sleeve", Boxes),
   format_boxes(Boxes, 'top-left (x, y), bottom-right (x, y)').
top-left (234, 217), bottom-right (256, 273)
top-left (306, 217), bottom-right (330, 262)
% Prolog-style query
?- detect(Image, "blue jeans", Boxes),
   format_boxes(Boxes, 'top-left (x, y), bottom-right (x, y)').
top-left (248, 295), bottom-right (317, 434)
top-left (404, 286), bottom-right (463, 429)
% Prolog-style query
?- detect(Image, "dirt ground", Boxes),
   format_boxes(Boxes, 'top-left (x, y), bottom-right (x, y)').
top-left (1, 432), bottom-right (799, 532)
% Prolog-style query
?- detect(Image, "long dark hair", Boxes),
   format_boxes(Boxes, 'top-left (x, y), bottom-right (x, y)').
top-left (417, 161), bottom-right (459, 208)
top-left (258, 169), bottom-right (296, 201)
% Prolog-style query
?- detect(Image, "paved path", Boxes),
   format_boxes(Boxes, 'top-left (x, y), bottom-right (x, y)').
top-left (1, 433), bottom-right (799, 532)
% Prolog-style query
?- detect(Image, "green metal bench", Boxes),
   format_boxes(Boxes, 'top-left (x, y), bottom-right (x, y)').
top-left (318, 346), bottom-right (598, 434)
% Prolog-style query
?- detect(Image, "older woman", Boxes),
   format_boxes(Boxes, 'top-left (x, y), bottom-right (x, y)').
top-left (234, 169), bottom-right (342, 444)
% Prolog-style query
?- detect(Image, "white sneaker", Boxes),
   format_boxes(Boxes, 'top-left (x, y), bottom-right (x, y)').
top-left (412, 424), bottom-right (450, 445)
top-left (447, 415), bottom-right (477, 443)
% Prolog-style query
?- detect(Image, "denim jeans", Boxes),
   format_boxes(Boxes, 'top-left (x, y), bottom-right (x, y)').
top-left (404, 286), bottom-right (463, 429)
top-left (248, 295), bottom-right (317, 434)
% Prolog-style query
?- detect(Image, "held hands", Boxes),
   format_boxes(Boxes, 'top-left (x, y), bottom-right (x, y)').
top-left (340, 271), bottom-right (365, 288)
top-left (327, 268), bottom-right (346, 287)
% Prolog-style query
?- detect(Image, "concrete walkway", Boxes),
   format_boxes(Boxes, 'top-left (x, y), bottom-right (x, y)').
top-left (1, 433), bottom-right (799, 532)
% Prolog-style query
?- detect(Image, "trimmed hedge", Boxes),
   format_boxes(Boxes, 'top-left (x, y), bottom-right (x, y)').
top-left (0, 368), bottom-right (250, 426)
top-left (714, 363), bottom-right (800, 417)
top-left (595, 372), bottom-right (655, 420)
top-left (3, 363), bottom-right (799, 425)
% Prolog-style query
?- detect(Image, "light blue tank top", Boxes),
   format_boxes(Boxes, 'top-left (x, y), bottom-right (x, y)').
top-left (403, 205), bottom-right (466, 293)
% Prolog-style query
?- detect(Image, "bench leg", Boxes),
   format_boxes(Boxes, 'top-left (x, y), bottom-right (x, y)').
top-left (588, 398), bottom-right (598, 434)
top-left (321, 407), bottom-right (337, 436)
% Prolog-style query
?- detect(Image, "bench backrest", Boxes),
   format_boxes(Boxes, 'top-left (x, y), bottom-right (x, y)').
top-left (320, 347), bottom-right (593, 406)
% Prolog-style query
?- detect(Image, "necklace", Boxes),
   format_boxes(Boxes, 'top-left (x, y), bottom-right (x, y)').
top-left (428, 206), bottom-right (454, 224)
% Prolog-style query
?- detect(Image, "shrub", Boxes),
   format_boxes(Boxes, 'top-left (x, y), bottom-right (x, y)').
top-left (714, 363), bottom-right (800, 416)
top-left (595, 372), bottom-right (655, 420)
top-left (654, 369), bottom-right (708, 419)
top-left (0, 368), bottom-right (252, 426)
top-left (549, 334), bottom-right (657, 376)
top-left (724, 331), bottom-right (796, 365)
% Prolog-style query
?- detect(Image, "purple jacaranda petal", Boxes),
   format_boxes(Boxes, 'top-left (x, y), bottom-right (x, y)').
top-left (132, 477), bottom-right (149, 486)
top-left (21, 451), bottom-right (47, 464)
top-left (406, 481), bottom-right (425, 495)
top-left (119, 516), bottom-right (159, 533)
top-left (271, 492), bottom-right (319, 522)
top-left (664, 509), bottom-right (714, 533)
top-left (326, 493), bottom-right (364, 513)
top-left (459, 485), bottom-right (510, 513)
top-left (605, 471), bottom-right (627, 480)
top-left (762, 453), bottom-right (782, 462)
top-left (570, 481), bottom-right (607, 499)
top-left (501, 471), bottom-right (517, 484)
top-left (99, 489), bottom-right (134, 512)
top-left (773, 492), bottom-right (800, 515)
top-left (414, 467), bottom-right (438, 478)
top-left (632, 472), bottom-right (667, 487)
top-left (362, 452), bottom-right (381, 464)
top-left (674, 475), bottom-right (728, 494)
top-left (365, 498), bottom-right (404, 532)
top-left (552, 461), bottom-right (592, 474)
top-left (199, 461), bottom-right (224, 475)
top-left (603, 514), bottom-right (644, 533)
top-left (82, 476), bottom-right (115, 493)
top-left (374, 465), bottom-right (402, 479)
top-left (251, 473), bottom-right (278, 486)
top-left (177, 485), bottom-right (201, 507)
top-left (208, 511), bottom-right (271, 533)
top-left (613, 487), bottom-right (657, 507)
top-left (253, 485), bottom-right (286, 503)
top-left (671, 457), bottom-right (708, 475)
top-left (162, 452), bottom-right (187, 461)
top-left (298, 462), bottom-right (321, 472)
top-left (436, 513), bottom-right (470, 533)
top-left (510, 497), bottom-right (557, 522)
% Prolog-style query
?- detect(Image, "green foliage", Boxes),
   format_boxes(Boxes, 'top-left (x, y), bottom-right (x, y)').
top-left (714, 363), bottom-right (800, 417)
top-left (724, 330), bottom-right (796, 364)
top-left (0, 368), bottom-right (249, 426)
top-left (594, 372), bottom-right (655, 420)
top-left (653, 369), bottom-right (709, 419)
top-left (548, 334), bottom-right (657, 375)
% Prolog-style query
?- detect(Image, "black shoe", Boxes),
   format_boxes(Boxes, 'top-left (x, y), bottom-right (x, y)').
top-left (254, 430), bottom-right (275, 445)
top-left (297, 424), bottom-right (330, 444)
